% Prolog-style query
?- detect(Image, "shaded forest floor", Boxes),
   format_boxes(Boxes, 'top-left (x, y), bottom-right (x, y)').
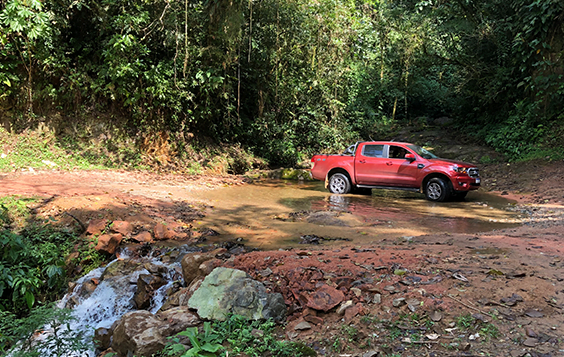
top-left (0, 128), bottom-right (563, 357)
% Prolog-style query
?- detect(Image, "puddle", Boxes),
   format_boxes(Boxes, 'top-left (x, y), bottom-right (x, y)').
top-left (191, 180), bottom-right (524, 249)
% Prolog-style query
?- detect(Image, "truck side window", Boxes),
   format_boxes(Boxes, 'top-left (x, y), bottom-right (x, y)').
top-left (362, 145), bottom-right (384, 158)
top-left (388, 145), bottom-right (409, 159)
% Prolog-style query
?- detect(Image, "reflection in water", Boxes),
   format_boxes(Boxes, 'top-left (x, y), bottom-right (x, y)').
top-left (192, 180), bottom-right (523, 249)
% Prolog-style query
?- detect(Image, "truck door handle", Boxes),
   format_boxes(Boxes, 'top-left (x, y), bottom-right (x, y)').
top-left (386, 161), bottom-right (393, 166)
top-left (358, 160), bottom-right (366, 164)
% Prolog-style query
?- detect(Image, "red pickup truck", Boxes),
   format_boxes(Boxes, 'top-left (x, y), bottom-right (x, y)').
top-left (310, 141), bottom-right (481, 201)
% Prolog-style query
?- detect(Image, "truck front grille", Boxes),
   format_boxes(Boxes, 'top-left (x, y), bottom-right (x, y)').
top-left (468, 168), bottom-right (479, 178)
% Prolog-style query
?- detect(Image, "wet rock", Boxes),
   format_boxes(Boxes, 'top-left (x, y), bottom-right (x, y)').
top-left (188, 267), bottom-right (286, 322)
top-left (101, 260), bottom-right (142, 280)
top-left (134, 274), bottom-right (167, 309)
top-left (159, 278), bottom-right (203, 312)
top-left (156, 306), bottom-right (201, 335)
top-left (94, 327), bottom-right (112, 351)
top-left (180, 249), bottom-right (225, 286)
top-left (86, 219), bottom-right (107, 235)
top-left (95, 233), bottom-right (124, 255)
top-left (111, 221), bottom-right (133, 236)
top-left (306, 285), bottom-right (345, 312)
top-left (133, 231), bottom-right (153, 243)
top-left (112, 311), bottom-right (166, 357)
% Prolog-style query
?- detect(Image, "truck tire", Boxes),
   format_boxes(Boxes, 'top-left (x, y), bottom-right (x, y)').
top-left (328, 173), bottom-right (351, 194)
top-left (425, 177), bottom-right (451, 202)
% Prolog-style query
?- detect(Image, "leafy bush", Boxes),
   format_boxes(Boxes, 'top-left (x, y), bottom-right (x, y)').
top-left (0, 305), bottom-right (90, 356)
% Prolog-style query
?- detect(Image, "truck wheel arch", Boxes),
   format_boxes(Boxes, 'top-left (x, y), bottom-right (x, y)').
top-left (326, 168), bottom-right (354, 186)
top-left (422, 173), bottom-right (453, 192)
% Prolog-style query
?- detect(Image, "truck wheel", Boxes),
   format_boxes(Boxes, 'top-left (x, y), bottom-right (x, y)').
top-left (425, 178), bottom-right (451, 202)
top-left (328, 173), bottom-right (351, 194)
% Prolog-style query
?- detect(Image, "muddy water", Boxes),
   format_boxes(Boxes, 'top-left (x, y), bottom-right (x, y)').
top-left (191, 180), bottom-right (523, 249)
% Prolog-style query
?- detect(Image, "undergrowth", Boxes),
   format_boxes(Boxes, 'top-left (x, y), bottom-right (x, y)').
top-left (160, 315), bottom-right (316, 357)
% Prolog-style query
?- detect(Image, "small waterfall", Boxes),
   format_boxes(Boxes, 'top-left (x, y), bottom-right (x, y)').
top-left (43, 247), bottom-right (189, 356)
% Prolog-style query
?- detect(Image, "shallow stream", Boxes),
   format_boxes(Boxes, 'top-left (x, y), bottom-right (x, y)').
top-left (191, 180), bottom-right (523, 249)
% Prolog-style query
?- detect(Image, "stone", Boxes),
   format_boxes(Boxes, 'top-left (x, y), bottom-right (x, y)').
top-left (111, 221), bottom-right (133, 236)
top-left (524, 309), bottom-right (544, 318)
top-left (525, 326), bottom-right (537, 338)
top-left (344, 303), bottom-right (362, 321)
top-left (350, 287), bottom-right (362, 297)
top-left (111, 311), bottom-right (166, 357)
top-left (133, 231), bottom-right (153, 243)
top-left (181, 249), bottom-right (226, 286)
top-left (199, 259), bottom-right (221, 276)
top-left (153, 223), bottom-right (167, 240)
top-left (429, 310), bottom-right (443, 322)
top-left (304, 315), bottom-right (324, 325)
top-left (86, 219), bottom-right (107, 235)
top-left (392, 298), bottom-right (406, 307)
top-left (362, 351), bottom-right (380, 357)
top-left (134, 274), bottom-right (167, 309)
top-left (294, 321), bottom-right (312, 330)
top-left (188, 267), bottom-right (286, 322)
top-left (156, 306), bottom-right (201, 335)
top-left (306, 285), bottom-right (345, 312)
top-left (522, 338), bottom-right (537, 347)
top-left (337, 300), bottom-right (354, 315)
top-left (373, 294), bottom-right (382, 304)
top-left (94, 327), bottom-right (112, 350)
top-left (95, 233), bottom-right (124, 255)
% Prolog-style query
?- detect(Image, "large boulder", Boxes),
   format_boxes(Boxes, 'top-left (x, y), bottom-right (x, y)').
top-left (111, 311), bottom-right (166, 357)
top-left (188, 267), bottom-right (286, 322)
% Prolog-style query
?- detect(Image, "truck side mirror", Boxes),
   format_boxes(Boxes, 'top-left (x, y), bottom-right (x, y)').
top-left (405, 153), bottom-right (416, 161)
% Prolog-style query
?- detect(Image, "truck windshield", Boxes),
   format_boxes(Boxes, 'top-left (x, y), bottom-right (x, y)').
top-left (407, 144), bottom-right (439, 159)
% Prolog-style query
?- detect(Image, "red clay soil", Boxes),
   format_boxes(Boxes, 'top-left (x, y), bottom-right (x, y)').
top-left (1, 162), bottom-right (563, 357)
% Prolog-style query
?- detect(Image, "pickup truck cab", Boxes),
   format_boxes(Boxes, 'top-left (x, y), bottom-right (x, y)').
top-left (311, 141), bottom-right (480, 201)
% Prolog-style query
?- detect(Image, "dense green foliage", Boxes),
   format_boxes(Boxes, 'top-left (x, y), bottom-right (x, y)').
top-left (1, 0), bottom-right (563, 164)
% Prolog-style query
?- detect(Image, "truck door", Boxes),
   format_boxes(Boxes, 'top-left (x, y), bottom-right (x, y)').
top-left (378, 145), bottom-right (419, 187)
top-left (354, 144), bottom-right (387, 185)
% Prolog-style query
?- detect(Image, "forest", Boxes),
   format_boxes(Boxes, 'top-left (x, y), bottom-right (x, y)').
top-left (1, 0), bottom-right (563, 167)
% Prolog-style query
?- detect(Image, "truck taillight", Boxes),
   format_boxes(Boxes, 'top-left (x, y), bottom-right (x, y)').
top-left (311, 157), bottom-right (316, 162)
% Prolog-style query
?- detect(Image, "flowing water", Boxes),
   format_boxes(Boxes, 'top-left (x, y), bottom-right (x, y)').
top-left (191, 180), bottom-right (523, 249)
